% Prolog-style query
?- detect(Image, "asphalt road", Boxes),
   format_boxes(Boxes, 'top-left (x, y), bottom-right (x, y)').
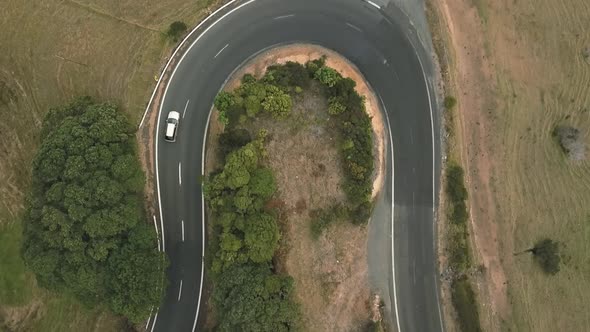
top-left (150, 0), bottom-right (442, 331)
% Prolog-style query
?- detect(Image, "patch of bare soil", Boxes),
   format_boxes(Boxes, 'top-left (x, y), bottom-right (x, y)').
top-left (0, 300), bottom-right (43, 331)
top-left (205, 44), bottom-right (387, 331)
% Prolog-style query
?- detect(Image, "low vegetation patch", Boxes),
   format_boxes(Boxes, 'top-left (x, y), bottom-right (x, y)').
top-left (444, 163), bottom-right (482, 332)
top-left (451, 277), bottom-right (482, 332)
top-left (21, 97), bottom-right (166, 324)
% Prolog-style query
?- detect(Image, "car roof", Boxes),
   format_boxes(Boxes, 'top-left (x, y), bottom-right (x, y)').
top-left (166, 122), bottom-right (176, 137)
top-left (167, 111), bottom-right (180, 120)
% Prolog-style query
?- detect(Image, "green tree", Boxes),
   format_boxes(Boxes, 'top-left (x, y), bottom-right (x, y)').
top-left (22, 97), bottom-right (165, 323)
top-left (314, 66), bottom-right (342, 87)
top-left (244, 213), bottom-right (280, 263)
top-left (328, 98), bottom-right (347, 115)
top-left (261, 85), bottom-right (292, 119)
top-left (518, 238), bottom-right (561, 275)
top-left (213, 263), bottom-right (299, 331)
top-left (167, 21), bottom-right (188, 42)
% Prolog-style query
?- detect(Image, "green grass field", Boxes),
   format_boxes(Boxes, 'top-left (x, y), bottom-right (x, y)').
top-left (0, 0), bottom-right (216, 329)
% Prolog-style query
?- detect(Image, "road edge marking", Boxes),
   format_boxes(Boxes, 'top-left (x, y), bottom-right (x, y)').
top-left (407, 34), bottom-right (445, 332)
top-left (379, 94), bottom-right (402, 332)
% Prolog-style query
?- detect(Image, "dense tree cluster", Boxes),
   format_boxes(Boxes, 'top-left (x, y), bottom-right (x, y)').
top-left (22, 97), bottom-right (165, 323)
top-left (204, 131), bottom-right (299, 330)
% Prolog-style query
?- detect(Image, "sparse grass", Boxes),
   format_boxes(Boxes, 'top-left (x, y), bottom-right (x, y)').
top-left (0, 219), bottom-right (32, 306)
top-left (0, 0), bottom-right (218, 329)
top-left (431, 0), bottom-right (590, 330)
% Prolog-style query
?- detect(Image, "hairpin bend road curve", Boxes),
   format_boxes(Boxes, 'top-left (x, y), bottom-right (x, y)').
top-left (145, 0), bottom-right (443, 331)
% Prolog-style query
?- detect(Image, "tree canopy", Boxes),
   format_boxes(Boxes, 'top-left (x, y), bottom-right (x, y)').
top-left (205, 130), bottom-right (299, 330)
top-left (530, 238), bottom-right (561, 275)
top-left (22, 97), bottom-right (165, 323)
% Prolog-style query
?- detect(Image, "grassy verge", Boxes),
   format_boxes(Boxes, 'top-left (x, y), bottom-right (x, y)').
top-left (445, 161), bottom-right (481, 332)
top-left (426, 1), bottom-right (482, 330)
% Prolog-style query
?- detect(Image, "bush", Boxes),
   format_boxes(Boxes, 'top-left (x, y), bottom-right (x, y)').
top-left (310, 204), bottom-right (349, 238)
top-left (314, 66), bottom-right (342, 87)
top-left (451, 277), bottom-right (482, 332)
top-left (218, 128), bottom-right (252, 159)
top-left (553, 125), bottom-right (585, 161)
top-left (530, 238), bottom-right (561, 275)
top-left (166, 21), bottom-right (188, 42)
top-left (444, 96), bottom-right (457, 109)
top-left (22, 97), bottom-right (165, 323)
top-left (264, 61), bottom-right (310, 89)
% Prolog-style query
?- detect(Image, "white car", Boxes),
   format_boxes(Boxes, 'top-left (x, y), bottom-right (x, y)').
top-left (164, 111), bottom-right (180, 142)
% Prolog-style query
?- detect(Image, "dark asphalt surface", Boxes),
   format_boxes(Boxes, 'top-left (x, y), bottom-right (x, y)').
top-left (152, 0), bottom-right (442, 331)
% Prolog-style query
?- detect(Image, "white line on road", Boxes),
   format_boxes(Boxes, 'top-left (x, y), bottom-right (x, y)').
top-left (214, 44), bottom-right (229, 58)
top-left (150, 311), bottom-right (159, 332)
top-left (151, 0), bottom-right (257, 330)
top-left (345, 22), bottom-right (362, 32)
top-left (182, 99), bottom-right (190, 118)
top-left (380, 94), bottom-right (402, 332)
top-left (274, 14), bottom-right (295, 19)
top-left (177, 280), bottom-right (183, 301)
top-left (366, 0), bottom-right (381, 9)
top-left (181, 220), bottom-right (185, 242)
top-left (145, 307), bottom-right (154, 329)
top-left (153, 215), bottom-right (161, 252)
top-left (178, 162), bottom-right (182, 186)
top-left (407, 29), bottom-right (446, 332)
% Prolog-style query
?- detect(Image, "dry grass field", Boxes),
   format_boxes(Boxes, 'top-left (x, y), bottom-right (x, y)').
top-left (0, 0), bottom-right (217, 330)
top-left (433, 0), bottom-right (590, 330)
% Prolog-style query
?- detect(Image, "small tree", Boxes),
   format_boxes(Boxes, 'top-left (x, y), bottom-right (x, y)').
top-left (314, 66), bottom-right (342, 87)
top-left (167, 21), bottom-right (188, 42)
top-left (516, 238), bottom-right (561, 275)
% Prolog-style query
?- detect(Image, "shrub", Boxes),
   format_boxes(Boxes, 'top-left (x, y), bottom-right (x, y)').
top-left (261, 85), bottom-right (292, 119)
top-left (553, 125), bottom-right (585, 161)
top-left (218, 128), bottom-right (252, 158)
top-left (166, 21), bottom-right (188, 42)
top-left (314, 66), bottom-right (342, 87)
top-left (530, 238), bottom-right (561, 275)
top-left (310, 204), bottom-right (349, 238)
top-left (444, 96), bottom-right (457, 109)
top-left (264, 61), bottom-right (310, 89)
top-left (451, 277), bottom-right (482, 332)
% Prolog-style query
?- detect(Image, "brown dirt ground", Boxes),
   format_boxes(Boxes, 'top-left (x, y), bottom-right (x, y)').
top-left (431, 0), bottom-right (590, 331)
top-left (204, 44), bottom-right (386, 331)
